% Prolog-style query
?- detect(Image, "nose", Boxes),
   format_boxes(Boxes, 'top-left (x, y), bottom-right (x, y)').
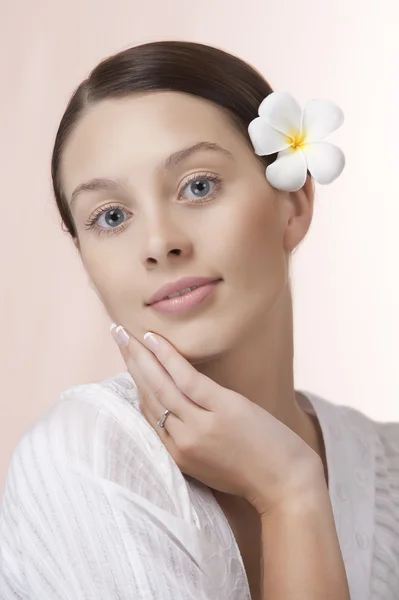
top-left (138, 209), bottom-right (193, 268)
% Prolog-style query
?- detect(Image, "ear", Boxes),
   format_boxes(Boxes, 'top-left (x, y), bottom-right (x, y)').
top-left (281, 174), bottom-right (315, 253)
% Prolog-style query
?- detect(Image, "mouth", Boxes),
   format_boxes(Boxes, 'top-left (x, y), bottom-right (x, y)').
top-left (159, 282), bottom-right (213, 301)
top-left (147, 279), bottom-right (223, 315)
top-left (145, 277), bottom-right (223, 306)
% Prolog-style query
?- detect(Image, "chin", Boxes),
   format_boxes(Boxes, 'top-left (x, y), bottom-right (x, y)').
top-left (156, 325), bottom-right (233, 365)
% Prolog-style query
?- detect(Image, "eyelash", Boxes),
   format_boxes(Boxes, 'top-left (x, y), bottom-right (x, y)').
top-left (84, 172), bottom-right (222, 237)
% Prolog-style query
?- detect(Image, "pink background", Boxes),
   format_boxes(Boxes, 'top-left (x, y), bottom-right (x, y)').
top-left (1, 0), bottom-right (399, 496)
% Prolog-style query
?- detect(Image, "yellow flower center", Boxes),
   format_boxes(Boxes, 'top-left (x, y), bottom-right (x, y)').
top-left (290, 132), bottom-right (306, 150)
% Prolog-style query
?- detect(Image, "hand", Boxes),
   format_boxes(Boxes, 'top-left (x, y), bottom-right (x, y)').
top-left (111, 325), bottom-right (323, 516)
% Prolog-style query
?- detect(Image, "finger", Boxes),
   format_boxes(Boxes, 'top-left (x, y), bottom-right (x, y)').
top-left (117, 327), bottom-right (204, 423)
top-left (129, 362), bottom-right (164, 422)
top-left (142, 331), bottom-right (222, 411)
top-left (124, 353), bottom-right (182, 446)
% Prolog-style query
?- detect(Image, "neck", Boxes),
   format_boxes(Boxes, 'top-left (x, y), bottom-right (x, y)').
top-left (194, 289), bottom-right (324, 465)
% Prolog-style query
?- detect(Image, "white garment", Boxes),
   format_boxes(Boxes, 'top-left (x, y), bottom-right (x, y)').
top-left (0, 371), bottom-right (398, 599)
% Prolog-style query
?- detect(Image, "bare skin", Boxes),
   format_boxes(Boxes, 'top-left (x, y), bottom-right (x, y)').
top-left (214, 493), bottom-right (263, 599)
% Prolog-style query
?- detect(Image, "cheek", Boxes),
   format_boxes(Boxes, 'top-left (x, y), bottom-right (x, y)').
top-left (212, 192), bottom-right (285, 284)
top-left (80, 249), bottom-right (131, 310)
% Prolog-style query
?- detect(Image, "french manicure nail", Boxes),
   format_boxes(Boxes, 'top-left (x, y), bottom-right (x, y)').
top-left (143, 332), bottom-right (160, 351)
top-left (110, 323), bottom-right (130, 347)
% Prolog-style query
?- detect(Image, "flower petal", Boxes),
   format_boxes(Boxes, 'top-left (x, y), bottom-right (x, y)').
top-left (302, 142), bottom-right (345, 184)
top-left (265, 147), bottom-right (308, 192)
top-left (258, 92), bottom-right (303, 137)
top-left (248, 117), bottom-right (291, 155)
top-left (302, 99), bottom-right (344, 142)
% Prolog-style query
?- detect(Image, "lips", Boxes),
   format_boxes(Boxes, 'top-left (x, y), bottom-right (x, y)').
top-left (146, 277), bottom-right (222, 306)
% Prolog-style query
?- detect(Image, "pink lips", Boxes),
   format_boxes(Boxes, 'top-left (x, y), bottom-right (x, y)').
top-left (148, 279), bottom-right (222, 315)
top-left (146, 276), bottom-right (222, 306)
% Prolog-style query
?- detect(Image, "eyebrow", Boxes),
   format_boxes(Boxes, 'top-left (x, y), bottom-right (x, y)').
top-left (69, 141), bottom-right (234, 212)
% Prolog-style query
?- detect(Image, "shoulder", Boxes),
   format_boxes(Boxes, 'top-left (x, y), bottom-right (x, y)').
top-left (0, 374), bottom-right (210, 599)
top-left (334, 400), bottom-right (399, 467)
top-left (4, 371), bottom-right (179, 501)
top-left (343, 403), bottom-right (399, 481)
top-left (9, 371), bottom-right (142, 466)
top-left (302, 389), bottom-right (399, 491)
top-left (304, 390), bottom-right (399, 451)
top-left (305, 392), bottom-right (399, 594)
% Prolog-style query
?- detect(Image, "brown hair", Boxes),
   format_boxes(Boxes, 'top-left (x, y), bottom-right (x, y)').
top-left (51, 40), bottom-right (277, 247)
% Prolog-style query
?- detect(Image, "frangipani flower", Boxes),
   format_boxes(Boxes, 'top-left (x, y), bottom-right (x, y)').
top-left (248, 91), bottom-right (345, 192)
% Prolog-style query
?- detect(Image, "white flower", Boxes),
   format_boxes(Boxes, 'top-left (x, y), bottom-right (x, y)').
top-left (248, 91), bottom-right (345, 192)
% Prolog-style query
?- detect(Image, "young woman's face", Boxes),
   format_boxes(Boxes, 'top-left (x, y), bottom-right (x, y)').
top-left (60, 91), bottom-right (311, 362)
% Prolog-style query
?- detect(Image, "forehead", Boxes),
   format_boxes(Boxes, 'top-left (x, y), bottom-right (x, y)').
top-left (60, 91), bottom-right (242, 201)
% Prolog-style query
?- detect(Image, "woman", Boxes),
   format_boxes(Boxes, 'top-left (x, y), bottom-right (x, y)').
top-left (1, 40), bottom-right (398, 600)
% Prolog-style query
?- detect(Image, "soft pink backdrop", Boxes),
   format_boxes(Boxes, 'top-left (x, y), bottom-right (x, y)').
top-left (2, 0), bottom-right (399, 496)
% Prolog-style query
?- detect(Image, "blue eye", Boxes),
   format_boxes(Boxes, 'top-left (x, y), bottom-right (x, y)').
top-left (85, 204), bottom-right (131, 237)
top-left (181, 175), bottom-right (218, 201)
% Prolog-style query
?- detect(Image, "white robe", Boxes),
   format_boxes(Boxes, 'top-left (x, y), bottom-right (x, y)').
top-left (1, 371), bottom-right (398, 599)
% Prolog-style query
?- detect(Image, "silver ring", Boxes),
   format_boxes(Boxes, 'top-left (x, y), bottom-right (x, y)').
top-left (156, 409), bottom-right (171, 428)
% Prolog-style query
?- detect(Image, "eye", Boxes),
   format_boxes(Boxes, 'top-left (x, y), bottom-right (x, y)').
top-left (84, 173), bottom-right (222, 237)
top-left (179, 173), bottom-right (222, 203)
top-left (84, 203), bottom-right (132, 237)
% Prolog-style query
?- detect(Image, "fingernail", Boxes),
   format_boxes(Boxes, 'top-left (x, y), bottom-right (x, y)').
top-left (110, 323), bottom-right (130, 347)
top-left (143, 332), bottom-right (160, 351)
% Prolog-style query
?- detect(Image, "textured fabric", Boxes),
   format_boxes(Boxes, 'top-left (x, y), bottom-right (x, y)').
top-left (0, 371), bottom-right (398, 599)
